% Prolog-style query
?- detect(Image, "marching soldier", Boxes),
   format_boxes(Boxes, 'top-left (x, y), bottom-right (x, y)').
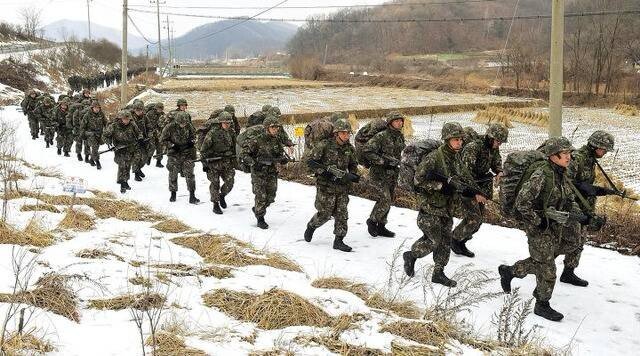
top-left (80, 100), bottom-right (108, 169)
top-left (53, 98), bottom-right (73, 156)
top-left (33, 97), bottom-right (56, 148)
top-left (21, 89), bottom-right (41, 139)
top-left (102, 111), bottom-right (143, 193)
top-left (161, 111), bottom-right (199, 204)
top-left (199, 112), bottom-right (236, 214)
top-left (129, 101), bottom-right (150, 181)
top-left (145, 102), bottom-right (166, 168)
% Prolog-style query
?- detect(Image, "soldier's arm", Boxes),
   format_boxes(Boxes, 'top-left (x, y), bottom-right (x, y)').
top-left (348, 147), bottom-right (359, 174)
top-left (102, 124), bottom-right (113, 146)
top-left (362, 133), bottom-right (385, 165)
top-left (460, 142), bottom-right (479, 172)
top-left (566, 152), bottom-right (584, 181)
top-left (308, 141), bottom-right (328, 175)
top-left (414, 153), bottom-right (442, 193)
top-left (515, 167), bottom-right (546, 226)
top-left (491, 149), bottom-right (503, 174)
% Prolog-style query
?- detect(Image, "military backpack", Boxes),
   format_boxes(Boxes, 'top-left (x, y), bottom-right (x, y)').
top-left (354, 118), bottom-right (387, 167)
top-left (398, 139), bottom-right (442, 192)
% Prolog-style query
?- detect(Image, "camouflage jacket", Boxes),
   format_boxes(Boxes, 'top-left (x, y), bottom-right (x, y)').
top-left (130, 111), bottom-right (149, 138)
top-left (53, 107), bottom-right (71, 131)
top-left (20, 95), bottom-right (40, 115)
top-left (80, 110), bottom-right (108, 138)
top-left (362, 127), bottom-right (405, 176)
top-left (161, 121), bottom-right (196, 159)
top-left (200, 125), bottom-right (235, 161)
top-left (515, 160), bottom-right (581, 233)
top-left (242, 129), bottom-right (285, 176)
top-left (73, 106), bottom-right (90, 130)
top-left (32, 103), bottom-right (56, 127)
top-left (309, 138), bottom-right (358, 192)
top-left (145, 109), bottom-right (165, 137)
top-left (461, 135), bottom-right (503, 197)
top-left (415, 144), bottom-right (478, 217)
top-left (102, 121), bottom-right (142, 156)
top-left (166, 109), bottom-right (192, 123)
top-left (566, 145), bottom-right (597, 212)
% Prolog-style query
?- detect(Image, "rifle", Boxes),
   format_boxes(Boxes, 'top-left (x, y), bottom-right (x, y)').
top-left (308, 159), bottom-right (360, 183)
top-left (381, 155), bottom-right (400, 168)
top-left (594, 160), bottom-right (638, 201)
top-left (427, 171), bottom-right (491, 200)
top-left (544, 207), bottom-right (589, 226)
top-left (98, 137), bottom-right (149, 155)
top-left (192, 155), bottom-right (236, 163)
top-left (256, 152), bottom-right (295, 166)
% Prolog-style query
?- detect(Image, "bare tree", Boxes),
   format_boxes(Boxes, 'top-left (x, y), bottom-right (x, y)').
top-left (19, 6), bottom-right (43, 39)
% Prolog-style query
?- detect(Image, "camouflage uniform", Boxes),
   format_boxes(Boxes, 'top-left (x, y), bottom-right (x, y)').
top-left (72, 99), bottom-right (91, 160)
top-left (102, 111), bottom-right (142, 186)
top-left (165, 98), bottom-right (191, 124)
top-left (129, 102), bottom-right (150, 175)
top-left (241, 117), bottom-right (286, 220)
top-left (32, 98), bottom-right (56, 146)
top-left (161, 112), bottom-right (197, 195)
top-left (223, 105), bottom-right (241, 137)
top-left (452, 124), bottom-right (507, 245)
top-left (306, 122), bottom-right (358, 240)
top-left (361, 112), bottom-right (406, 226)
top-left (145, 103), bottom-right (166, 166)
top-left (53, 99), bottom-right (73, 155)
top-left (200, 113), bottom-right (236, 204)
top-left (80, 101), bottom-right (108, 166)
top-left (20, 90), bottom-right (41, 139)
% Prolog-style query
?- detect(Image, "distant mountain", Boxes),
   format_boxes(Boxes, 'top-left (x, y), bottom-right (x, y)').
top-left (161, 20), bottom-right (298, 60)
top-left (42, 20), bottom-right (148, 50)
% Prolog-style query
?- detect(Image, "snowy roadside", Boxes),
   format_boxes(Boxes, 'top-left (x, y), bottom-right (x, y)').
top-left (1, 105), bottom-right (639, 355)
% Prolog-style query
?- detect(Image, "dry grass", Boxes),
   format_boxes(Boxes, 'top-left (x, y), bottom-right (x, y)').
top-left (390, 342), bottom-right (443, 355)
top-left (366, 293), bottom-right (421, 319)
top-left (474, 107), bottom-right (549, 128)
top-left (152, 219), bottom-right (191, 234)
top-left (380, 321), bottom-right (453, 350)
top-left (0, 219), bottom-right (55, 247)
top-left (75, 248), bottom-right (124, 262)
top-left (35, 167), bottom-right (63, 179)
top-left (614, 103), bottom-right (638, 116)
top-left (145, 331), bottom-right (206, 356)
top-left (158, 78), bottom-right (333, 92)
top-left (88, 189), bottom-right (117, 200)
top-left (172, 234), bottom-right (302, 272)
top-left (7, 171), bottom-right (26, 181)
top-left (0, 273), bottom-right (80, 322)
top-left (311, 276), bottom-right (370, 300)
top-left (57, 209), bottom-right (96, 231)
top-left (1, 332), bottom-right (55, 354)
top-left (129, 275), bottom-right (153, 288)
top-left (294, 335), bottom-right (385, 356)
top-left (20, 203), bottom-right (60, 213)
top-left (202, 288), bottom-right (332, 330)
top-left (199, 266), bottom-right (233, 279)
top-left (88, 293), bottom-right (166, 311)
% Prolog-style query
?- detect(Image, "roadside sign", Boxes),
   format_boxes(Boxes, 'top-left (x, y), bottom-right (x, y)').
top-left (62, 177), bottom-right (87, 194)
top-left (294, 126), bottom-right (304, 138)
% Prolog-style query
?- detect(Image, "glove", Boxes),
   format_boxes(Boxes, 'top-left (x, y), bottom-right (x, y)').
top-left (587, 215), bottom-right (606, 230)
top-left (425, 171), bottom-right (449, 184)
top-left (461, 187), bottom-right (476, 198)
top-left (320, 171), bottom-right (338, 182)
top-left (278, 156), bottom-right (290, 164)
top-left (537, 218), bottom-right (549, 230)
top-left (576, 214), bottom-right (590, 225)
top-left (137, 138), bottom-right (146, 146)
top-left (441, 182), bottom-right (455, 196)
top-left (184, 141), bottom-right (195, 150)
top-left (385, 156), bottom-right (400, 167)
top-left (202, 165), bottom-right (210, 173)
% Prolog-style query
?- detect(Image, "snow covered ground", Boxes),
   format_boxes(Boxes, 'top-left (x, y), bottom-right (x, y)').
top-left (1, 105), bottom-right (639, 355)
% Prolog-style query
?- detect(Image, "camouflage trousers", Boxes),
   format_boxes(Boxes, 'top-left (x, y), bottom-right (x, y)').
top-left (114, 150), bottom-right (133, 183)
top-left (410, 211), bottom-right (453, 270)
top-left (28, 116), bottom-right (39, 137)
top-left (251, 172), bottom-right (277, 218)
top-left (452, 197), bottom-right (485, 242)
top-left (43, 126), bottom-right (56, 144)
top-left (56, 129), bottom-right (73, 153)
top-left (512, 224), bottom-right (583, 302)
top-left (75, 134), bottom-right (89, 156)
top-left (85, 133), bottom-right (102, 162)
top-left (307, 186), bottom-right (350, 238)
top-left (205, 162), bottom-right (235, 202)
top-left (132, 144), bottom-right (149, 172)
top-left (148, 135), bottom-right (162, 162)
top-left (368, 170), bottom-right (398, 224)
top-left (166, 155), bottom-right (195, 192)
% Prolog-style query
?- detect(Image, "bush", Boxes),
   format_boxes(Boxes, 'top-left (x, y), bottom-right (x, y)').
top-left (289, 56), bottom-right (323, 80)
top-left (0, 58), bottom-right (47, 92)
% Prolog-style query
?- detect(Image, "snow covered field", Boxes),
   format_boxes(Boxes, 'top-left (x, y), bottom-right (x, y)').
top-left (1, 105), bottom-right (639, 355)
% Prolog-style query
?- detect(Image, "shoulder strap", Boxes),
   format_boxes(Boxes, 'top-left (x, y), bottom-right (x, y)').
top-left (567, 177), bottom-right (593, 212)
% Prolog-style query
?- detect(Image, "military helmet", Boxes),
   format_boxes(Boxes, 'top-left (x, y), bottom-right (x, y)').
top-left (43, 97), bottom-right (54, 106)
top-left (27, 89), bottom-right (37, 96)
top-left (218, 111), bottom-right (233, 123)
top-left (263, 116), bottom-right (281, 128)
top-left (542, 136), bottom-right (575, 157)
top-left (58, 94), bottom-right (69, 102)
top-left (441, 122), bottom-right (465, 140)
top-left (175, 111), bottom-right (190, 125)
top-left (82, 88), bottom-right (91, 95)
top-left (463, 126), bottom-right (479, 142)
top-left (486, 123), bottom-right (509, 143)
top-left (210, 108), bottom-right (224, 119)
top-left (155, 102), bottom-right (164, 110)
top-left (81, 99), bottom-right (91, 106)
top-left (177, 98), bottom-right (188, 106)
top-left (90, 100), bottom-right (101, 108)
top-left (268, 106), bottom-right (282, 117)
top-left (132, 101), bottom-right (144, 111)
top-left (116, 110), bottom-right (131, 119)
top-left (333, 119), bottom-right (352, 133)
top-left (262, 104), bottom-right (272, 113)
top-left (224, 105), bottom-right (235, 114)
top-left (330, 112), bottom-right (347, 123)
top-left (386, 111), bottom-right (404, 124)
top-left (59, 98), bottom-right (70, 106)
top-left (587, 130), bottom-right (614, 151)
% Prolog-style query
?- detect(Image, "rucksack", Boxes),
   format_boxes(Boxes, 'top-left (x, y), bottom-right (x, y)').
top-left (354, 118), bottom-right (387, 167)
top-left (145, 103), bottom-right (157, 114)
top-left (398, 139), bottom-right (442, 191)
top-left (499, 150), bottom-right (550, 218)
top-left (236, 125), bottom-right (264, 172)
top-left (304, 117), bottom-right (334, 151)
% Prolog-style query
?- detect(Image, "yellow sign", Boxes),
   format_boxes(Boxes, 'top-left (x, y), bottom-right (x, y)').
top-left (294, 126), bottom-right (305, 138)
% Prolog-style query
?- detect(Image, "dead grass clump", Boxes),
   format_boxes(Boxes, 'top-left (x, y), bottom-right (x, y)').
top-left (294, 335), bottom-right (385, 356)
top-left (145, 331), bottom-right (206, 356)
top-left (473, 109), bottom-right (514, 128)
top-left (152, 219), bottom-right (191, 234)
top-left (1, 332), bottom-right (55, 354)
top-left (614, 103), bottom-right (638, 116)
top-left (366, 293), bottom-right (421, 319)
top-left (7, 171), bottom-right (27, 181)
top-left (89, 189), bottom-right (117, 200)
top-left (0, 220), bottom-right (55, 247)
top-left (202, 288), bottom-right (332, 330)
top-left (129, 275), bottom-right (153, 288)
top-left (88, 293), bottom-right (166, 311)
top-left (0, 273), bottom-right (80, 322)
top-left (403, 116), bottom-right (415, 138)
top-left (76, 248), bottom-right (124, 262)
top-left (20, 203), bottom-right (60, 213)
top-left (57, 209), bottom-right (95, 231)
top-left (390, 342), bottom-right (443, 356)
top-left (199, 266), bottom-right (233, 279)
top-left (35, 168), bottom-right (63, 179)
top-left (380, 320), bottom-right (452, 349)
top-left (114, 204), bottom-right (166, 222)
top-left (172, 234), bottom-right (302, 272)
top-left (311, 276), bottom-right (370, 300)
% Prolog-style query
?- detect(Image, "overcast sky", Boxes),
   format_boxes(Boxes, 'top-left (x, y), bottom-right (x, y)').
top-left (0, 0), bottom-right (389, 38)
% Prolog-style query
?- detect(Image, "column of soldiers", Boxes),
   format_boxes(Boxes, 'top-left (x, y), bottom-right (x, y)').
top-left (21, 89), bottom-right (626, 322)
top-left (67, 67), bottom-right (155, 92)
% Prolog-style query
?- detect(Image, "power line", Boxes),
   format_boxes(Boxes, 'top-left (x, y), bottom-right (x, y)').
top-left (127, 8), bottom-right (640, 23)
top-left (127, 13), bottom-right (158, 44)
top-left (126, 0), bottom-right (497, 10)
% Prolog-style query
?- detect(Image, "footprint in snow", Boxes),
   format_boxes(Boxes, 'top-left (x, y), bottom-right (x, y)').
top-left (610, 325), bottom-right (622, 332)
top-left (613, 281), bottom-right (624, 287)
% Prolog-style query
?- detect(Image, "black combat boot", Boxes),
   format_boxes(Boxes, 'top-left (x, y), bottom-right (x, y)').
top-left (219, 195), bottom-right (227, 209)
top-left (95, 160), bottom-right (101, 170)
top-left (560, 268), bottom-right (589, 287)
top-left (134, 172), bottom-right (142, 181)
top-left (534, 300), bottom-right (564, 322)
top-left (498, 265), bottom-right (514, 293)
top-left (189, 191), bottom-right (200, 204)
top-left (77, 153), bottom-right (83, 161)
top-left (89, 159), bottom-right (96, 166)
top-left (451, 239), bottom-right (475, 258)
top-left (432, 268), bottom-right (457, 287)
top-left (120, 183), bottom-right (127, 194)
top-left (156, 158), bottom-right (164, 168)
top-left (147, 157), bottom-right (151, 165)
top-left (403, 251), bottom-right (417, 277)
top-left (213, 202), bottom-right (223, 214)
top-left (64, 151), bottom-right (70, 157)
top-left (123, 182), bottom-right (131, 190)
top-left (304, 226), bottom-right (315, 242)
top-left (138, 169), bottom-right (145, 178)
top-left (32, 134), bottom-right (37, 140)
top-left (366, 219), bottom-right (379, 237)
top-left (256, 216), bottom-right (269, 230)
top-left (46, 141), bottom-right (50, 148)
top-left (377, 223), bottom-right (395, 238)
top-left (169, 191), bottom-right (176, 202)
top-left (85, 155), bottom-right (90, 163)
top-left (57, 148), bottom-right (62, 155)
top-left (333, 237), bottom-right (352, 252)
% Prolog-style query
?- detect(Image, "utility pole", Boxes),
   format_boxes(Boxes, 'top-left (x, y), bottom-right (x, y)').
top-left (548, 0), bottom-right (564, 137)
top-left (86, 0), bottom-right (92, 41)
top-left (121, 0), bottom-right (128, 107)
top-left (170, 27), bottom-right (175, 65)
top-left (145, 44), bottom-right (149, 74)
top-left (150, 0), bottom-right (164, 81)
top-left (163, 16), bottom-right (174, 67)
